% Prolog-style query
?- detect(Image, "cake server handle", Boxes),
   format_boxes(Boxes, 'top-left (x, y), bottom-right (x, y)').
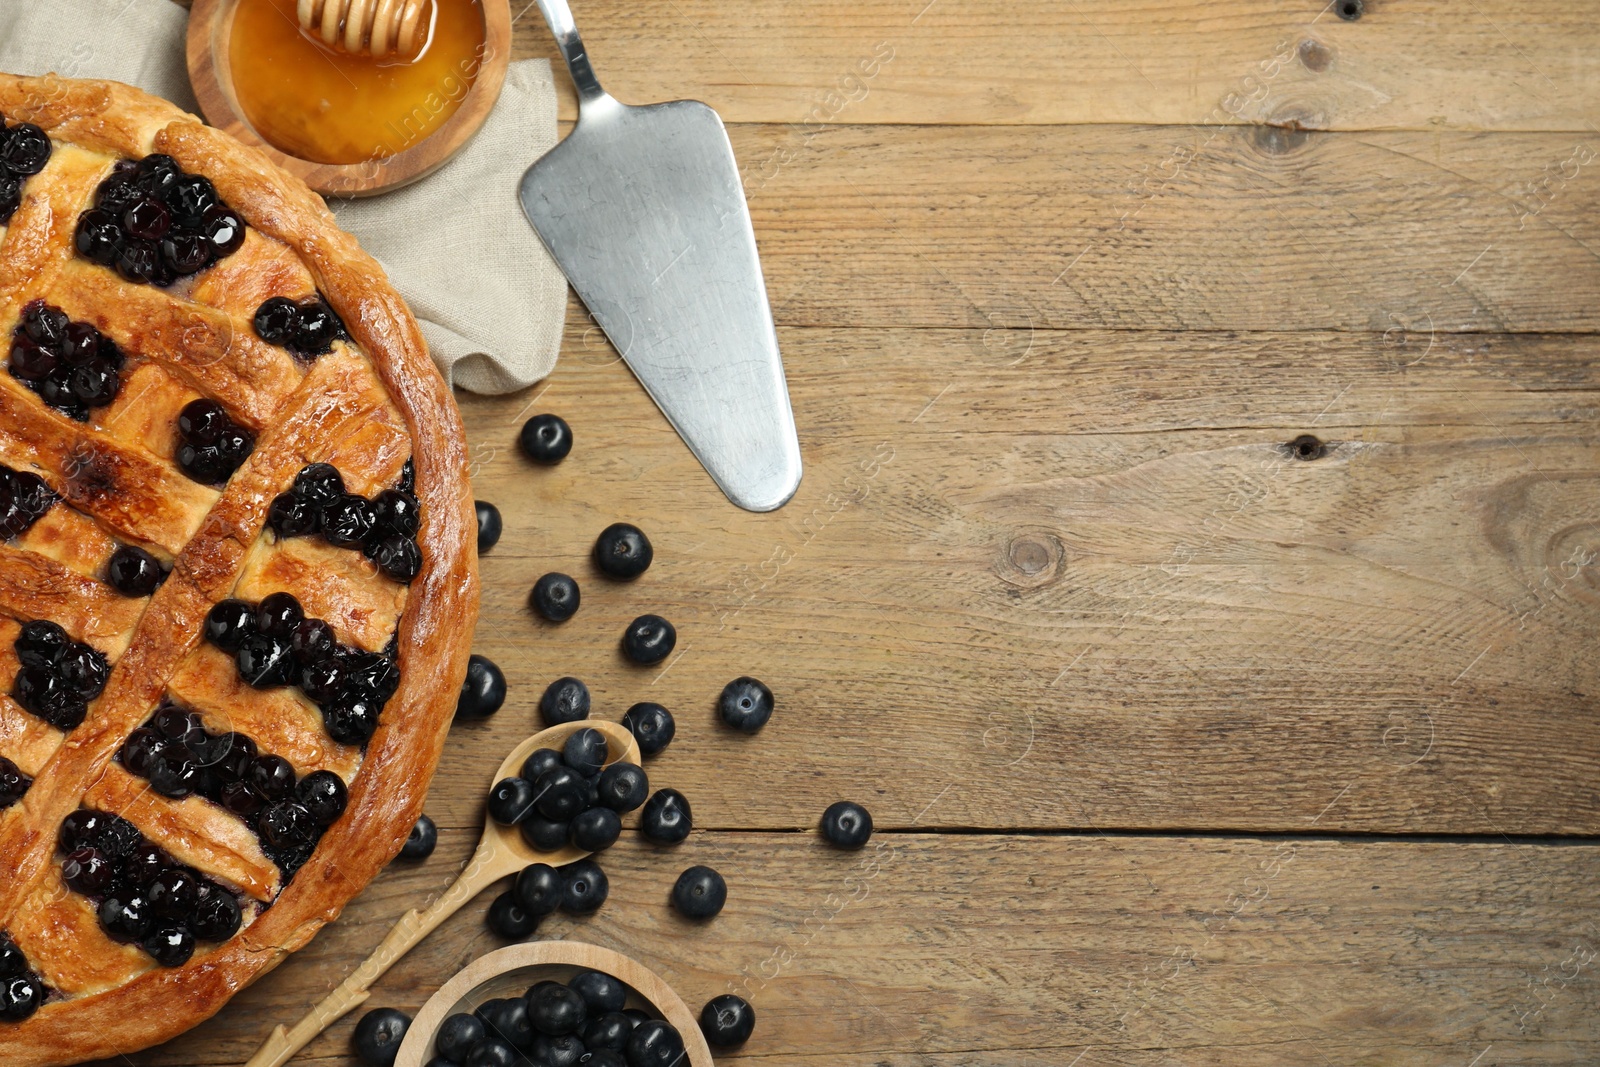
top-left (244, 849), bottom-right (512, 1067)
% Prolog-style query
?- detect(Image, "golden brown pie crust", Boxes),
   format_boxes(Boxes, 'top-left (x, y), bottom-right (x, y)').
top-left (0, 74), bottom-right (478, 1064)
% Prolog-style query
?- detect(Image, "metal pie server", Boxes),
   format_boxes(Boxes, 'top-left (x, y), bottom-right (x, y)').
top-left (519, 0), bottom-right (802, 512)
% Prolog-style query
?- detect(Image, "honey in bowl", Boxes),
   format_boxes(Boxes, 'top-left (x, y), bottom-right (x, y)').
top-left (228, 0), bottom-right (486, 165)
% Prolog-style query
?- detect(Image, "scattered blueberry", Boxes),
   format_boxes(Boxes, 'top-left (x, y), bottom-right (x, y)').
top-left (562, 727), bottom-right (608, 777)
top-left (561, 858), bottom-right (608, 913)
top-left (512, 862), bottom-right (563, 915)
top-left (399, 814), bottom-right (437, 860)
top-left (569, 970), bottom-right (628, 1015)
top-left (436, 1012), bottom-right (486, 1061)
top-left (483, 995), bottom-right (536, 1050)
top-left (621, 615), bottom-right (675, 665)
top-left (486, 890), bottom-right (540, 939)
top-left (596, 762), bottom-right (648, 813)
top-left (462, 1036), bottom-right (518, 1067)
top-left (532, 766), bottom-right (587, 823)
top-left (474, 500), bottom-right (502, 552)
top-left (352, 1006), bottom-right (411, 1066)
top-left (456, 655), bottom-right (506, 718)
top-left (521, 747), bottom-right (562, 783)
top-left (528, 980), bottom-right (588, 1035)
top-left (620, 702), bottom-right (674, 757)
top-left (639, 789), bottom-right (691, 845)
top-left (518, 815), bottom-right (570, 852)
top-left (569, 806), bottom-right (621, 852)
top-left (487, 776), bottom-right (539, 825)
top-left (718, 676), bottom-right (774, 734)
top-left (519, 413), bottom-right (572, 463)
top-left (583, 1012), bottom-right (633, 1052)
top-left (593, 522), bottom-right (651, 579)
top-left (699, 994), bottom-right (755, 1048)
top-left (538, 676), bottom-right (589, 726)
top-left (671, 864), bottom-right (727, 920)
top-left (626, 1019), bottom-right (685, 1067)
top-left (820, 800), bottom-right (873, 849)
top-left (530, 571), bottom-right (580, 622)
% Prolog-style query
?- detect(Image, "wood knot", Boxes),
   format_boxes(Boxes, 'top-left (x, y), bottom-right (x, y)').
top-left (1539, 524), bottom-right (1600, 610)
top-left (1297, 38), bottom-right (1333, 72)
top-left (1337, 0), bottom-right (1364, 20)
top-left (1283, 434), bottom-right (1328, 461)
top-left (997, 529), bottom-right (1064, 590)
top-left (1251, 122), bottom-right (1312, 156)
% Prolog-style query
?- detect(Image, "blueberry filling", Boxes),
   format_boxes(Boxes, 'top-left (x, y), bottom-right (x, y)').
top-left (0, 931), bottom-right (46, 1022)
top-left (74, 154), bottom-right (245, 285)
top-left (0, 462), bottom-right (57, 541)
top-left (54, 808), bottom-right (244, 966)
top-left (203, 593), bottom-right (399, 746)
top-left (266, 463), bottom-right (422, 582)
top-left (105, 544), bottom-right (167, 597)
top-left (8, 299), bottom-right (124, 421)
top-left (252, 295), bottom-right (349, 359)
top-left (116, 703), bottom-right (350, 880)
top-left (174, 398), bottom-right (254, 486)
top-left (0, 756), bottom-right (30, 810)
top-left (0, 115), bottom-right (51, 225)
top-left (10, 619), bottom-right (109, 730)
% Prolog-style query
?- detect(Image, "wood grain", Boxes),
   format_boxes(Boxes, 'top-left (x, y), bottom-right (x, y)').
top-left (365, 316), bottom-right (1600, 837)
top-left (718, 122), bottom-right (1600, 333)
top-left (93, 4), bottom-right (1600, 1064)
top-left (510, 0), bottom-right (1600, 132)
top-left (94, 832), bottom-right (1600, 1065)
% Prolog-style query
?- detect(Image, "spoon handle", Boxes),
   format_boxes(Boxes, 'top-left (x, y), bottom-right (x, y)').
top-left (534, 0), bottom-right (609, 107)
top-left (244, 843), bottom-right (512, 1067)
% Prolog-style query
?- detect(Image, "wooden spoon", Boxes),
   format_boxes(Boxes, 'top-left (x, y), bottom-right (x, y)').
top-left (244, 719), bottom-right (642, 1067)
top-left (297, 0), bottom-right (431, 57)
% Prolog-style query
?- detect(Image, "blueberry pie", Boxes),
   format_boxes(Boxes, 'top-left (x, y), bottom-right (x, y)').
top-left (0, 75), bottom-right (477, 1064)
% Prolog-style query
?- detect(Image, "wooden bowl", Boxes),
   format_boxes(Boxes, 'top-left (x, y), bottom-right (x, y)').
top-left (185, 0), bottom-right (510, 196)
top-left (395, 942), bottom-right (715, 1067)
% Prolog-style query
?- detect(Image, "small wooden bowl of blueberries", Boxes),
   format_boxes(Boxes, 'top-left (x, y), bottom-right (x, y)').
top-left (367, 941), bottom-right (731, 1067)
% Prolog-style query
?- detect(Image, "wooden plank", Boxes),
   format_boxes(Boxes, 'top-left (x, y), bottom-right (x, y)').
top-left (511, 0), bottom-right (1600, 132)
top-left (711, 122), bottom-right (1600, 333)
top-left (368, 320), bottom-right (1600, 836)
top-left (105, 833), bottom-right (1600, 1065)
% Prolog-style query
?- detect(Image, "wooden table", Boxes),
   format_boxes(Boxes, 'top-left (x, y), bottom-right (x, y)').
top-left (137, 2), bottom-right (1600, 1063)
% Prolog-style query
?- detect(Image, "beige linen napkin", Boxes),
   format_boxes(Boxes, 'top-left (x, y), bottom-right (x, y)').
top-left (0, 0), bottom-right (565, 393)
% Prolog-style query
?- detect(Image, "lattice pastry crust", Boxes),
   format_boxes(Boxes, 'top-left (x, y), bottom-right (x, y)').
top-left (0, 74), bottom-right (477, 1065)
